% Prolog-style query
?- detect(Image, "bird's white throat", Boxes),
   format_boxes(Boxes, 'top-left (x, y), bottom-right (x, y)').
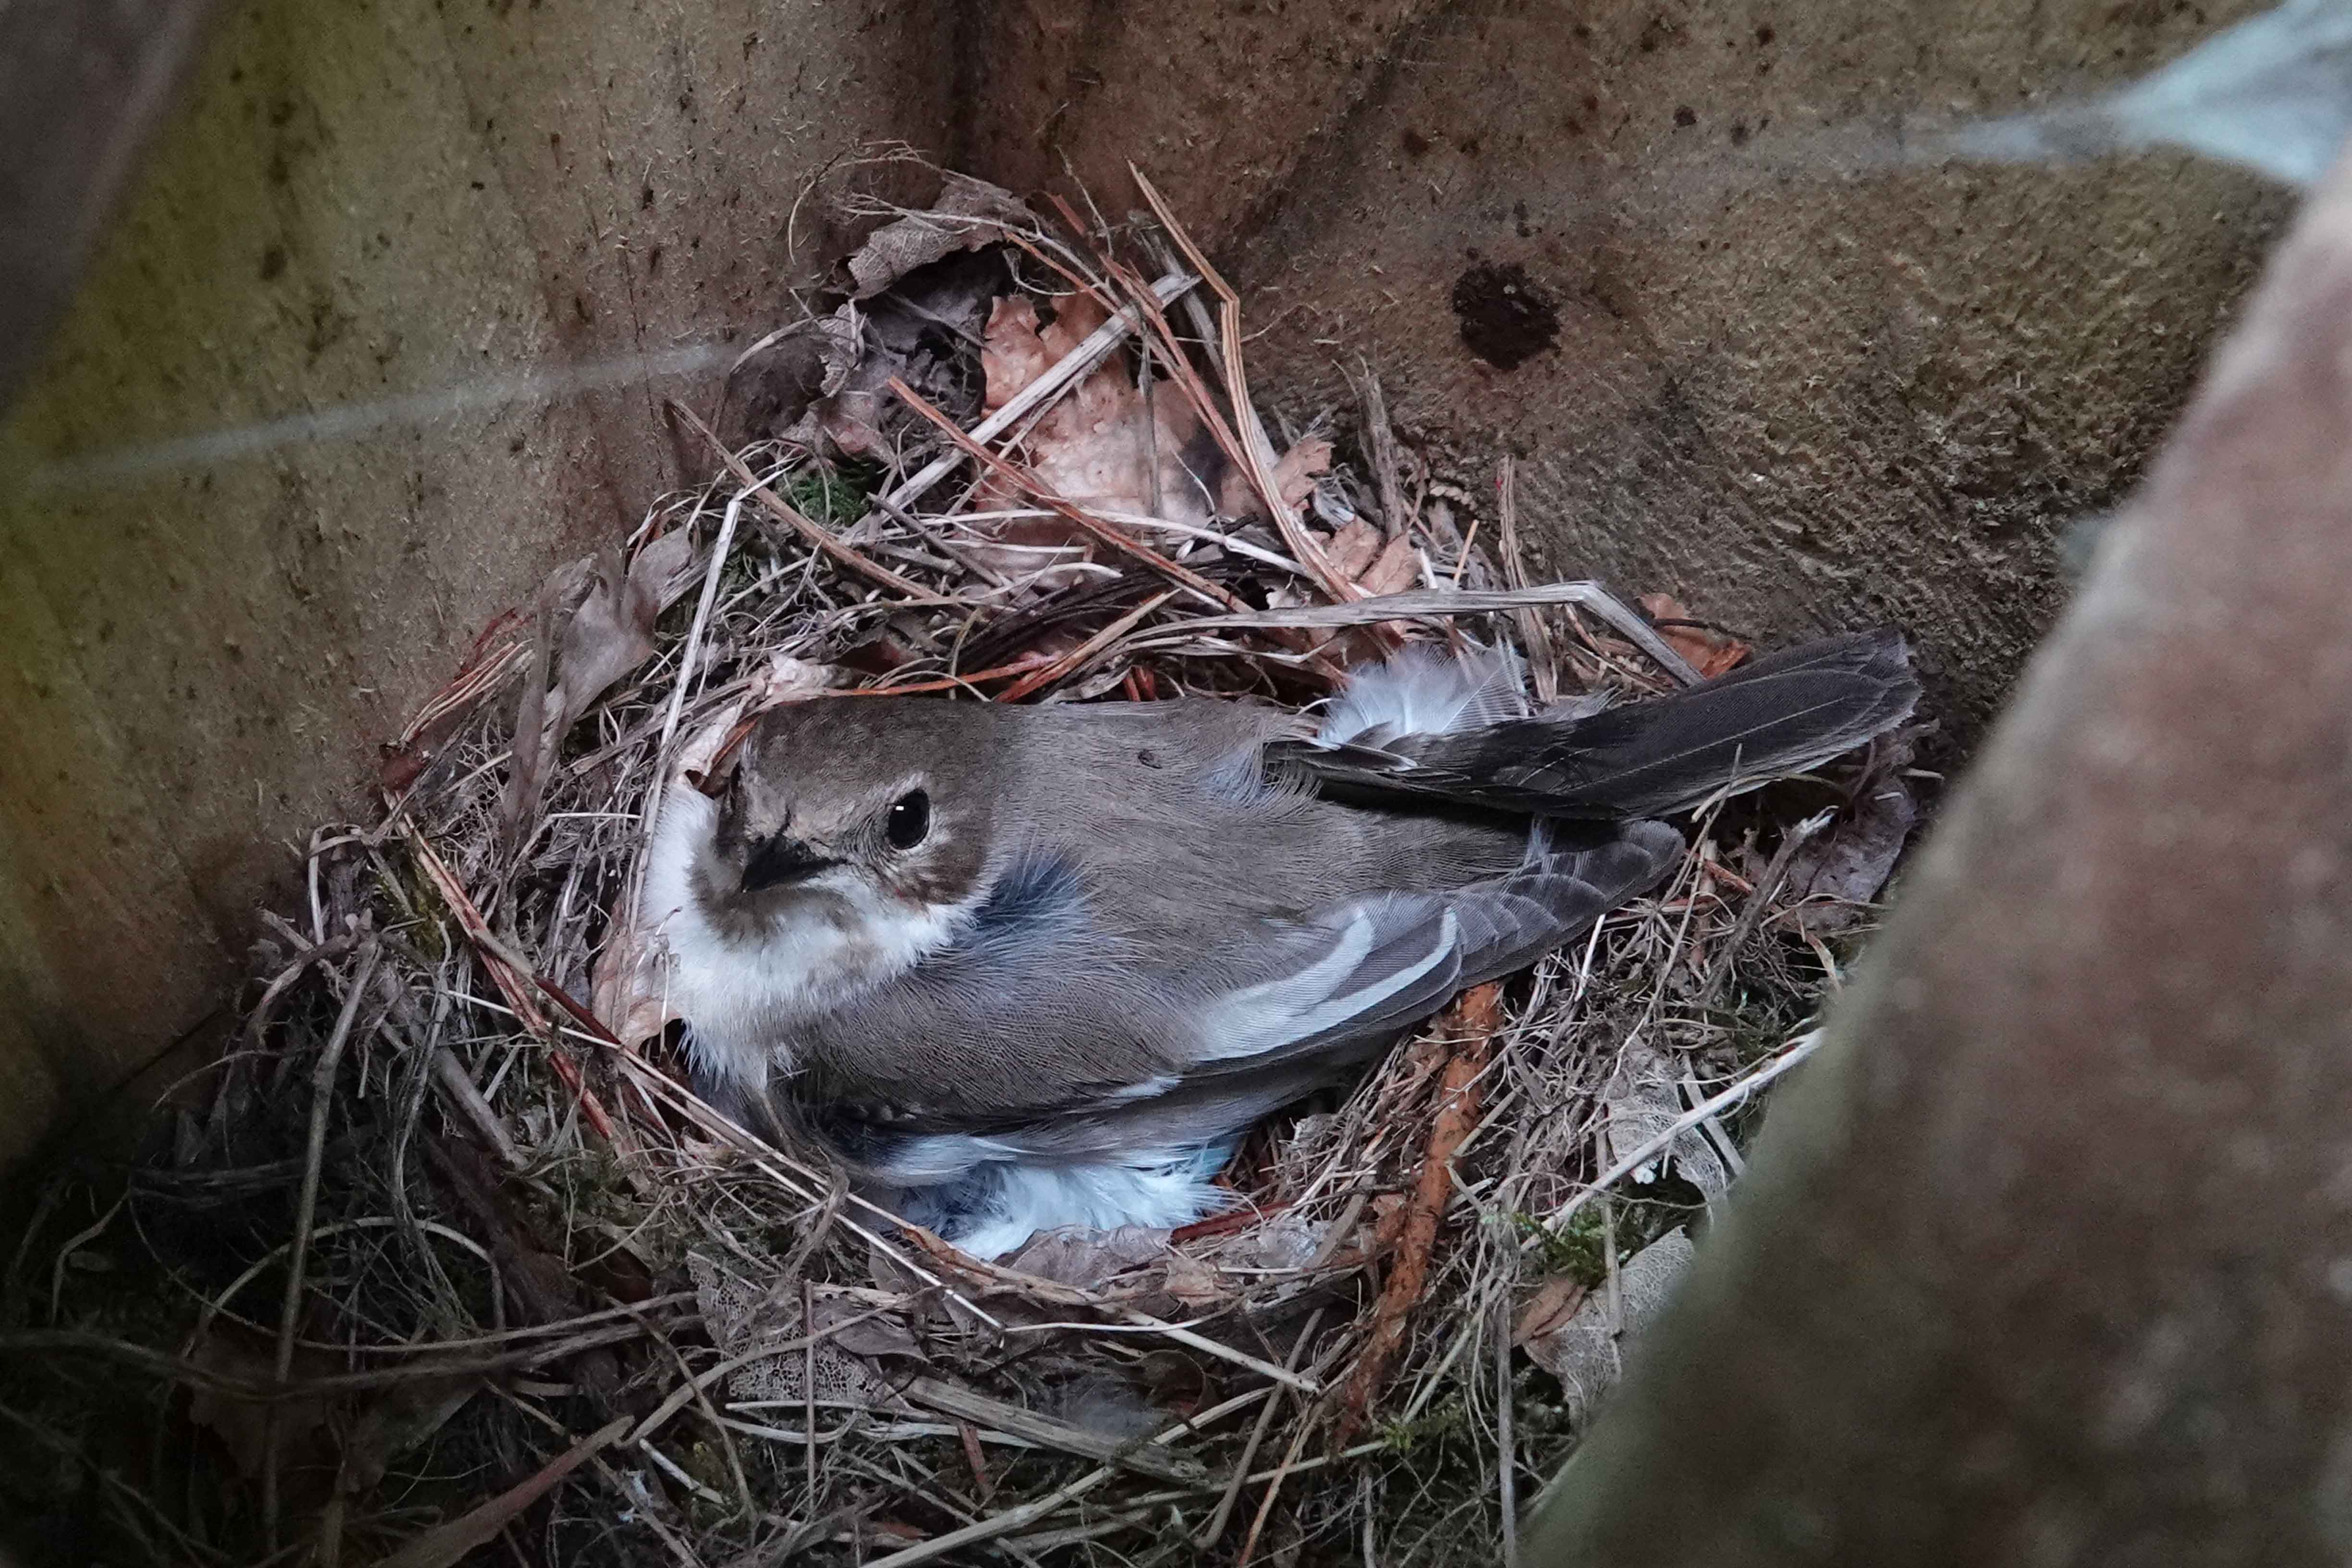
top-left (641, 784), bottom-right (971, 1092)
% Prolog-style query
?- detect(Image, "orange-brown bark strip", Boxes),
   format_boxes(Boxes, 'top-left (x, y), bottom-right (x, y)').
top-left (1331, 981), bottom-right (1503, 1447)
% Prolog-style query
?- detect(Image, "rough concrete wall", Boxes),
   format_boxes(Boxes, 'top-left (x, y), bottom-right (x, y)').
top-left (0, 0), bottom-right (956, 1162)
top-left (955, 0), bottom-right (1432, 245)
top-left (1526, 142), bottom-right (2352, 1568)
top-left (1213, 0), bottom-right (2291, 745)
top-left (957, 0), bottom-right (2289, 743)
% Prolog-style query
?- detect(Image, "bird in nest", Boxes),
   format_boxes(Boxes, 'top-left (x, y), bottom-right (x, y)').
top-left (642, 628), bottom-right (1917, 1259)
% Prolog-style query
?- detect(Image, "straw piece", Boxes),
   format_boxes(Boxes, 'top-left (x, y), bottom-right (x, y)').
top-left (379, 1416), bottom-right (631, 1568)
top-left (886, 376), bottom-right (1249, 615)
top-left (995, 588), bottom-right (1176, 701)
top-left (1129, 166), bottom-right (1360, 605)
top-left (849, 268), bottom-right (1197, 536)
top-left (1531, 1031), bottom-right (1825, 1240)
top-left (674, 400), bottom-right (956, 605)
top-left (1122, 581), bottom-right (1704, 683)
top-left (1495, 456), bottom-right (1561, 705)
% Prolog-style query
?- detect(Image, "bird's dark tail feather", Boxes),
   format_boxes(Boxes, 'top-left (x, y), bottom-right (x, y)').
top-left (1279, 627), bottom-right (1920, 819)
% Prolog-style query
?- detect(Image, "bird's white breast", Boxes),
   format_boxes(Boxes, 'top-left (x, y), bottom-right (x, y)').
top-left (640, 785), bottom-right (971, 1091)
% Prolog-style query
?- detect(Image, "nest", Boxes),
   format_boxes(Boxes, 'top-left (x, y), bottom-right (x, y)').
top-left (0, 164), bottom-right (1921, 1567)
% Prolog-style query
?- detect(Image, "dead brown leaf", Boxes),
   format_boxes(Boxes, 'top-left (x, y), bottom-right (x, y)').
top-left (1323, 518), bottom-right (1383, 583)
top-left (1159, 1251), bottom-right (1227, 1308)
top-left (845, 173), bottom-right (1032, 299)
top-left (501, 534), bottom-right (697, 843)
top-left (187, 1330), bottom-right (336, 1482)
top-left (973, 293), bottom-right (1329, 575)
top-left (980, 293), bottom-right (1055, 408)
top-left (1512, 1276), bottom-right (1590, 1347)
top-left (1003, 1225), bottom-right (1170, 1288)
top-left (337, 1375), bottom-right (484, 1494)
top-left (1269, 435), bottom-right (1333, 509)
top-left (1520, 1230), bottom-right (1695, 1426)
top-left (1359, 532), bottom-right (1421, 598)
top-left (1638, 592), bottom-right (1751, 679)
top-left (588, 917), bottom-right (671, 1050)
top-left (1134, 1349), bottom-right (1210, 1418)
top-left (1600, 1044), bottom-right (1731, 1199)
top-left (742, 651), bottom-right (846, 712)
top-left (549, 532), bottom-right (695, 738)
top-left (771, 248), bottom-right (1000, 458)
top-left (1299, 517), bottom-right (1419, 655)
top-left (980, 294), bottom-right (1225, 526)
top-left (690, 1254), bottom-right (908, 1407)
top-left (1233, 1208), bottom-right (1333, 1270)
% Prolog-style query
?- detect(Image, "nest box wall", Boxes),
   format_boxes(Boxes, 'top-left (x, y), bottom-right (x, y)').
top-left (0, 0), bottom-right (2290, 1164)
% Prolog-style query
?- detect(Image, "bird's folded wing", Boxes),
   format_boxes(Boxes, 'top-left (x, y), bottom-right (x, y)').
top-left (801, 823), bottom-right (1682, 1178)
top-left (1183, 822), bottom-right (1678, 1073)
top-left (1269, 627), bottom-right (1919, 819)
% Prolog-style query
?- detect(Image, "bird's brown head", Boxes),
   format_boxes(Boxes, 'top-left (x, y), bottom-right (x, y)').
top-left (691, 698), bottom-right (1000, 936)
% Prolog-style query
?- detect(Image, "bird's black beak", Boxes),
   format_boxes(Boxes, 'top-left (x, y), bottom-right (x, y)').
top-left (742, 834), bottom-right (835, 892)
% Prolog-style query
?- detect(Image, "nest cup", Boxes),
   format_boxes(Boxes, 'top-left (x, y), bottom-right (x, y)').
top-left (6, 169), bottom-right (1925, 1567)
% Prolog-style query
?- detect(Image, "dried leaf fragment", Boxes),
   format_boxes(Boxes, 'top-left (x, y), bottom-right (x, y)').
top-left (1512, 1275), bottom-right (1591, 1347)
top-left (1160, 1251), bottom-right (1228, 1307)
top-left (1359, 531), bottom-right (1421, 597)
top-left (975, 293), bottom-right (1331, 553)
top-left (1780, 746), bottom-right (1920, 934)
top-left (1269, 435), bottom-right (1333, 509)
top-left (588, 914), bottom-right (671, 1050)
top-left (1323, 518), bottom-right (1384, 582)
top-left (1638, 592), bottom-right (1751, 679)
top-left (1519, 1228), bottom-right (1696, 1425)
top-left (186, 1330), bottom-right (334, 1482)
top-left (1600, 1044), bottom-right (1731, 1199)
top-left (1004, 1225), bottom-right (1171, 1288)
top-left (845, 172), bottom-right (1032, 298)
top-left (689, 1253), bottom-right (903, 1406)
top-left (500, 532), bottom-right (696, 841)
top-left (978, 293), bottom-right (1225, 530)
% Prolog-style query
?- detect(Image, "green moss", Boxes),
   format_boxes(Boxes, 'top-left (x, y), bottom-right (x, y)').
top-left (779, 466), bottom-right (874, 528)
top-left (1507, 1186), bottom-right (1709, 1291)
top-left (383, 846), bottom-right (451, 963)
top-left (1509, 1207), bottom-right (1611, 1287)
top-left (1377, 1393), bottom-right (1470, 1455)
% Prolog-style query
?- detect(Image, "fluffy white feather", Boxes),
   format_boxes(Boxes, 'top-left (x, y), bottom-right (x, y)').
top-left (1316, 642), bottom-right (1531, 746)
top-left (854, 1128), bottom-right (1234, 1258)
top-left (932, 1153), bottom-right (1234, 1261)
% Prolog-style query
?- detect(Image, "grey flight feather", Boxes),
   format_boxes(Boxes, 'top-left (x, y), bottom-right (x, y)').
top-left (784, 826), bottom-right (1684, 1126)
top-left (1269, 627), bottom-right (1920, 819)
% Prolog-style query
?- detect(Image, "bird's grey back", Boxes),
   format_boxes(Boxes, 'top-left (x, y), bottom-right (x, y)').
top-left (991, 699), bottom-right (1532, 951)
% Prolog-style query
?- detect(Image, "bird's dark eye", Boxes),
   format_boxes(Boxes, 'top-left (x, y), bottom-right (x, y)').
top-left (884, 789), bottom-right (931, 850)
